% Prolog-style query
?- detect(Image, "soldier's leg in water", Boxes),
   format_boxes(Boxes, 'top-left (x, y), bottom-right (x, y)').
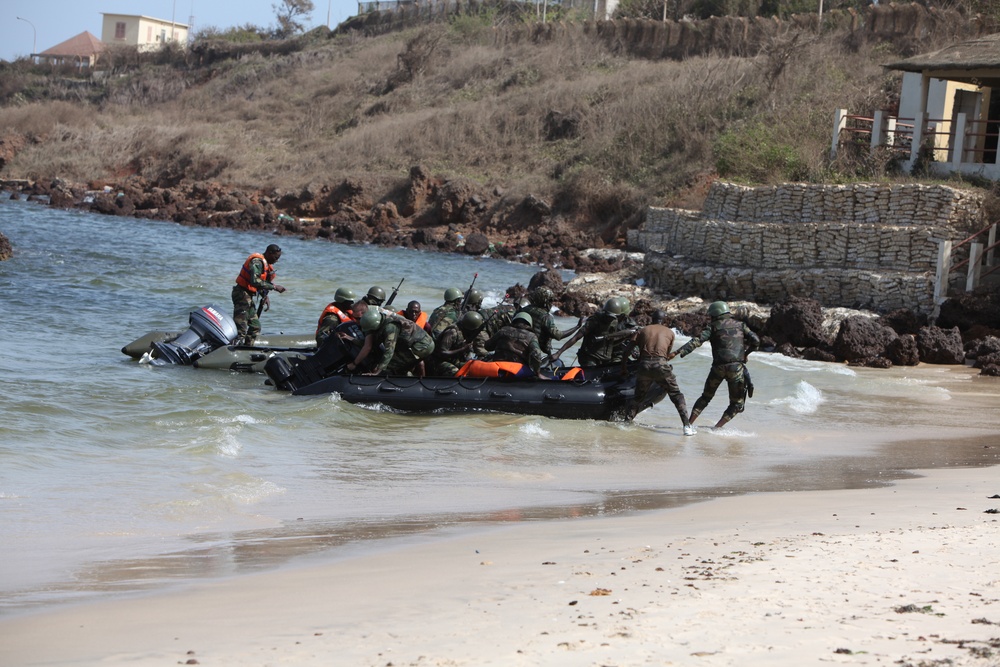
top-left (657, 365), bottom-right (690, 427)
top-left (627, 372), bottom-right (655, 420)
top-left (232, 286), bottom-right (252, 344)
top-left (713, 366), bottom-right (747, 429)
top-left (689, 366), bottom-right (723, 424)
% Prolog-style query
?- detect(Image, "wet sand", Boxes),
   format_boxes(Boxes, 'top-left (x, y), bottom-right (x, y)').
top-left (2, 464), bottom-right (998, 667)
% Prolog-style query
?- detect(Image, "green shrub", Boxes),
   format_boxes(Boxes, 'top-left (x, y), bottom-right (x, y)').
top-left (714, 122), bottom-right (810, 182)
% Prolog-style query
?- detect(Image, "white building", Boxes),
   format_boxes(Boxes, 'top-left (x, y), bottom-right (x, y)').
top-left (100, 14), bottom-right (189, 51)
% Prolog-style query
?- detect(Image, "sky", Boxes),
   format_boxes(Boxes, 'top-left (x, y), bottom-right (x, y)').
top-left (2, 0), bottom-right (357, 62)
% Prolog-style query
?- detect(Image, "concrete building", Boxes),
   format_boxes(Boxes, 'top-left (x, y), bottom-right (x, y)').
top-left (100, 14), bottom-right (189, 52)
top-left (35, 31), bottom-right (104, 68)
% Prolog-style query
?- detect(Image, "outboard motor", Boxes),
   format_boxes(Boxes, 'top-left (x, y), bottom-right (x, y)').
top-left (265, 321), bottom-right (358, 391)
top-left (150, 305), bottom-right (239, 365)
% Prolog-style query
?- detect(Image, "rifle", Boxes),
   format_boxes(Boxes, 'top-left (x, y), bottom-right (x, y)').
top-left (384, 278), bottom-right (405, 308)
top-left (256, 288), bottom-right (271, 317)
top-left (458, 272), bottom-right (479, 311)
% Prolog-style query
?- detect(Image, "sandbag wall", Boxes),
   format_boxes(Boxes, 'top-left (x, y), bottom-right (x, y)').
top-left (628, 182), bottom-right (984, 314)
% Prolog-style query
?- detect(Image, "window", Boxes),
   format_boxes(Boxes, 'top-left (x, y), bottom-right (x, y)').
top-left (115, 22), bottom-right (126, 39)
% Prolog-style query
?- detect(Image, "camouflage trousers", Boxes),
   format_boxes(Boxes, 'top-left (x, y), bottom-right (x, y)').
top-left (231, 285), bottom-right (260, 342)
top-left (632, 357), bottom-right (689, 424)
top-left (386, 336), bottom-right (435, 376)
top-left (691, 361), bottom-right (747, 422)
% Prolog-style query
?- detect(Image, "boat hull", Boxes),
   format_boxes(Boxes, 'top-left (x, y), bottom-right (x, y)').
top-left (290, 373), bottom-right (647, 421)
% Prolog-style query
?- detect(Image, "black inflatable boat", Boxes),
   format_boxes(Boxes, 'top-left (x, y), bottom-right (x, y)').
top-left (264, 333), bottom-right (662, 421)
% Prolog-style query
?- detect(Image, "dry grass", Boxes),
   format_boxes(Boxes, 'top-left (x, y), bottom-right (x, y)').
top-left (0, 15), bottom-right (970, 222)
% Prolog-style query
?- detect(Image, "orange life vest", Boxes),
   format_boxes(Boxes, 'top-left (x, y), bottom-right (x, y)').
top-left (455, 359), bottom-right (528, 378)
top-left (235, 253), bottom-right (274, 294)
top-left (398, 310), bottom-right (429, 329)
top-left (316, 304), bottom-right (353, 336)
top-left (560, 367), bottom-right (584, 381)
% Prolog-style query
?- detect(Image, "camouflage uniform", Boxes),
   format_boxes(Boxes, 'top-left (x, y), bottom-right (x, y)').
top-left (676, 314), bottom-right (760, 425)
top-left (485, 324), bottom-right (546, 376)
top-left (474, 304), bottom-right (515, 357)
top-left (518, 304), bottom-right (569, 355)
top-left (231, 257), bottom-right (278, 342)
top-left (430, 324), bottom-right (472, 376)
top-left (578, 312), bottom-right (636, 367)
top-left (371, 313), bottom-right (436, 375)
top-left (428, 303), bottom-right (461, 340)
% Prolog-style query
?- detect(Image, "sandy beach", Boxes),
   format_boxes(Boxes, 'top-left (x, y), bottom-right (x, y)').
top-left (1, 465), bottom-right (998, 667)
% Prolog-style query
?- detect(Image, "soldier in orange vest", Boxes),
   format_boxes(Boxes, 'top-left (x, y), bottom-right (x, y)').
top-left (232, 244), bottom-right (286, 345)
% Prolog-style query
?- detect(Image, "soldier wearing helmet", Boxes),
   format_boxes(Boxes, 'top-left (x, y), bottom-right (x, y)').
top-left (362, 286), bottom-right (387, 307)
top-left (357, 308), bottom-right (435, 377)
top-left (484, 311), bottom-right (548, 377)
top-left (670, 301), bottom-right (760, 429)
top-left (621, 310), bottom-right (694, 434)
top-left (517, 286), bottom-right (579, 355)
top-left (315, 286), bottom-right (358, 346)
top-left (427, 287), bottom-right (465, 340)
top-left (552, 296), bottom-right (636, 367)
top-left (430, 311), bottom-right (483, 376)
top-left (464, 288), bottom-right (485, 312)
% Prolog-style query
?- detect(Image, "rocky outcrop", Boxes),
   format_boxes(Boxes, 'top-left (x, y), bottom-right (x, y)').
top-left (764, 297), bottom-right (829, 348)
top-left (833, 316), bottom-right (898, 362)
top-left (0, 231), bottom-right (12, 261)
top-left (916, 326), bottom-right (965, 365)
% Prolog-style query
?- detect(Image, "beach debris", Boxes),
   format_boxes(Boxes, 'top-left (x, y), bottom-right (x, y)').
top-left (984, 508), bottom-right (999, 514)
top-left (894, 604), bottom-right (944, 616)
top-left (971, 617), bottom-right (997, 625)
top-left (568, 600), bottom-right (578, 606)
top-left (589, 588), bottom-right (612, 596)
top-left (989, 494), bottom-right (1000, 499)
top-left (834, 648), bottom-right (854, 654)
top-left (542, 561), bottom-right (556, 565)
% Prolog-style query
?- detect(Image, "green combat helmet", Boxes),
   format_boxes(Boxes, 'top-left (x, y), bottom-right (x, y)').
top-left (334, 287), bottom-right (357, 306)
top-left (465, 288), bottom-right (484, 309)
top-left (708, 301), bottom-right (730, 318)
top-left (530, 287), bottom-right (553, 308)
top-left (459, 311), bottom-right (484, 331)
top-left (512, 312), bottom-right (533, 327)
top-left (444, 287), bottom-right (463, 303)
top-left (603, 297), bottom-right (626, 316)
top-left (366, 286), bottom-right (386, 305)
top-left (615, 296), bottom-right (631, 316)
top-left (360, 308), bottom-right (384, 333)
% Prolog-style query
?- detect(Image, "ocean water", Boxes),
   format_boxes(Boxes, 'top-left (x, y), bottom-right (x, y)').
top-left (2, 194), bottom-right (999, 613)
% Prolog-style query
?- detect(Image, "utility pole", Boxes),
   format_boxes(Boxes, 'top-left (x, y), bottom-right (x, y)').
top-left (16, 16), bottom-right (37, 60)
top-left (328, 0), bottom-right (332, 28)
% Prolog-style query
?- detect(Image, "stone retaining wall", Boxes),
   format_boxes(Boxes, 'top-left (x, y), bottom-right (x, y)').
top-left (628, 182), bottom-right (985, 314)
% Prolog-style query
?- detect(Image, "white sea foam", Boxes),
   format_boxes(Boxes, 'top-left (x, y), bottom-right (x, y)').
top-left (753, 352), bottom-right (856, 376)
top-left (708, 427), bottom-right (757, 438)
top-left (518, 422), bottom-right (552, 439)
top-left (224, 479), bottom-right (286, 505)
top-left (770, 381), bottom-right (825, 414)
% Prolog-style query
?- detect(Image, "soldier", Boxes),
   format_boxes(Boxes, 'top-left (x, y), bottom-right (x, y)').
top-left (398, 300), bottom-right (428, 330)
top-left (670, 301), bottom-right (760, 429)
top-left (315, 287), bottom-right (357, 346)
top-left (484, 312), bottom-right (548, 377)
top-left (430, 312), bottom-right (481, 376)
top-left (362, 286), bottom-right (386, 307)
top-left (428, 287), bottom-right (464, 339)
top-left (621, 310), bottom-right (695, 434)
top-left (231, 244), bottom-right (286, 345)
top-left (552, 297), bottom-right (635, 367)
top-left (517, 287), bottom-right (579, 355)
top-left (358, 308), bottom-right (435, 377)
top-left (463, 288), bottom-right (485, 312)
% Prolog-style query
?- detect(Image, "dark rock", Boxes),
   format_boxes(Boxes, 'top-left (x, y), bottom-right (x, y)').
top-left (463, 232), bottom-right (490, 255)
top-left (670, 312), bottom-right (711, 337)
top-left (981, 363), bottom-right (1000, 376)
top-left (832, 316), bottom-right (898, 362)
top-left (848, 356), bottom-right (893, 368)
top-left (885, 334), bottom-right (920, 366)
top-left (0, 231), bottom-right (12, 260)
top-left (765, 297), bottom-right (829, 347)
top-left (975, 352), bottom-right (1000, 369)
top-left (775, 342), bottom-right (802, 358)
top-left (543, 110), bottom-right (580, 141)
top-left (937, 293), bottom-right (1000, 330)
top-left (527, 270), bottom-right (565, 293)
top-left (916, 326), bottom-right (965, 364)
top-left (880, 308), bottom-right (926, 335)
top-left (801, 347), bottom-right (838, 363)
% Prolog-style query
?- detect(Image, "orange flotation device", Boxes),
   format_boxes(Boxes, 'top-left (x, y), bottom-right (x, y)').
top-left (455, 359), bottom-right (529, 378)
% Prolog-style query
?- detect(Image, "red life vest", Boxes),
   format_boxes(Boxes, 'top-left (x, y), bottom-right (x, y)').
top-left (315, 304), bottom-right (353, 336)
top-left (398, 310), bottom-right (429, 329)
top-left (235, 253), bottom-right (274, 294)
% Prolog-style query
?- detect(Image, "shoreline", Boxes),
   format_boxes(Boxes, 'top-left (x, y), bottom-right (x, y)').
top-left (3, 464), bottom-right (999, 666)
